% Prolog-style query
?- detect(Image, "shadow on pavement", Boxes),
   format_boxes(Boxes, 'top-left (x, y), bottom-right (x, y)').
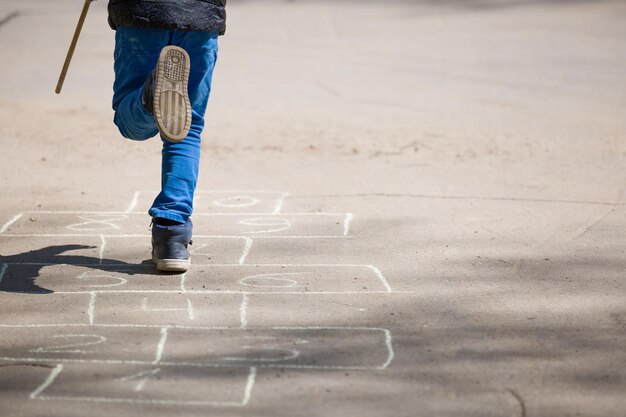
top-left (0, 245), bottom-right (154, 294)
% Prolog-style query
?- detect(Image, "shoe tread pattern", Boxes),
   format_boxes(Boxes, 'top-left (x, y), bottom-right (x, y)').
top-left (153, 46), bottom-right (192, 142)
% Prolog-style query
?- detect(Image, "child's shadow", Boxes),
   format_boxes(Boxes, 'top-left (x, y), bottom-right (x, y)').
top-left (0, 245), bottom-right (154, 294)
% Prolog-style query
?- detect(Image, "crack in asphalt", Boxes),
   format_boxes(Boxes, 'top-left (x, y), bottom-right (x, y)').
top-left (506, 387), bottom-right (527, 417)
top-left (0, 11), bottom-right (19, 28)
top-left (0, 363), bottom-right (55, 369)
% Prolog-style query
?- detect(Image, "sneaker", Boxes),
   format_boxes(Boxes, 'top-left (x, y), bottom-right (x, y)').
top-left (151, 218), bottom-right (193, 272)
top-left (143, 45), bottom-right (192, 142)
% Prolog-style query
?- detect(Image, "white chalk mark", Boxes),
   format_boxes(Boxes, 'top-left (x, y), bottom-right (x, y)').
top-left (0, 213), bottom-right (23, 235)
top-left (239, 238), bottom-right (253, 265)
top-left (0, 263), bottom-right (8, 285)
top-left (117, 368), bottom-right (161, 392)
top-left (125, 191), bottom-right (140, 213)
top-left (187, 299), bottom-right (195, 320)
top-left (53, 290), bottom-right (409, 295)
top-left (379, 329), bottom-right (395, 369)
top-left (343, 213), bottom-right (354, 236)
top-left (222, 348), bottom-right (300, 363)
top-left (34, 397), bottom-right (245, 407)
top-left (67, 215), bottom-right (127, 231)
top-left (238, 273), bottom-right (306, 288)
top-left (366, 265), bottom-right (392, 292)
top-left (212, 195), bottom-right (260, 208)
top-left (30, 334), bottom-right (107, 354)
top-left (87, 292), bottom-right (96, 325)
top-left (240, 293), bottom-right (249, 329)
top-left (272, 192), bottom-right (290, 214)
top-left (30, 364), bottom-right (63, 399)
top-left (238, 218), bottom-right (291, 234)
top-left (179, 273), bottom-right (187, 292)
top-left (98, 235), bottom-right (106, 265)
top-left (77, 272), bottom-right (128, 288)
top-left (188, 243), bottom-right (210, 255)
top-left (241, 367), bottom-right (257, 406)
top-left (153, 327), bottom-right (169, 364)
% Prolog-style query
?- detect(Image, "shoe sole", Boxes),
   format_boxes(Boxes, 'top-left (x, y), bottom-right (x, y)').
top-left (153, 46), bottom-right (192, 143)
top-left (152, 257), bottom-right (191, 273)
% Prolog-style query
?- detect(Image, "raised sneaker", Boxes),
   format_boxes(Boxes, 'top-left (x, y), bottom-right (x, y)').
top-left (144, 45), bottom-right (192, 142)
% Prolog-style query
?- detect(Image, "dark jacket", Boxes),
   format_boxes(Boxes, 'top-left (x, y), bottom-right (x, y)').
top-left (108, 0), bottom-right (227, 35)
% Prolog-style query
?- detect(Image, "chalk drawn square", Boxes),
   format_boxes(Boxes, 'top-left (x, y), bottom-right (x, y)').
top-left (162, 328), bottom-right (393, 370)
top-left (93, 293), bottom-right (241, 327)
top-left (0, 325), bottom-right (162, 363)
top-left (184, 265), bottom-right (391, 293)
top-left (31, 363), bottom-right (255, 407)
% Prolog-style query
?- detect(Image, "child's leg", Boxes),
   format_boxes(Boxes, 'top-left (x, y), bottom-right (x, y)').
top-left (148, 32), bottom-right (219, 223)
top-left (112, 27), bottom-right (168, 140)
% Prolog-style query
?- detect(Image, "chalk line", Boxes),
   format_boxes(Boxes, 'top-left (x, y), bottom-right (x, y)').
top-left (187, 299), bottom-right (196, 320)
top-left (272, 192), bottom-right (290, 214)
top-left (379, 329), bottom-right (395, 369)
top-left (87, 292), bottom-right (96, 325)
top-left (153, 327), bottom-right (169, 364)
top-left (51, 290), bottom-right (411, 295)
top-left (34, 395), bottom-right (246, 407)
top-left (30, 364), bottom-right (64, 399)
top-left (0, 263), bottom-right (7, 285)
top-left (179, 273), bottom-right (187, 292)
top-left (2, 356), bottom-right (389, 371)
top-left (118, 368), bottom-right (161, 392)
top-left (0, 324), bottom-right (391, 332)
top-left (125, 191), bottom-right (140, 213)
top-left (0, 213), bottom-right (23, 235)
top-left (98, 235), bottom-right (106, 265)
top-left (240, 293), bottom-right (249, 329)
top-left (241, 367), bottom-right (257, 406)
top-left (239, 238), bottom-right (253, 265)
top-left (343, 213), bottom-right (354, 236)
top-left (365, 265), bottom-right (392, 292)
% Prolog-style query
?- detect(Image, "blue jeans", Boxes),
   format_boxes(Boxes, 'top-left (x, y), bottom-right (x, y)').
top-left (112, 27), bottom-right (219, 223)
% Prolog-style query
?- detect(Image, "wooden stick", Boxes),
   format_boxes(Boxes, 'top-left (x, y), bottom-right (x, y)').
top-left (55, 0), bottom-right (95, 94)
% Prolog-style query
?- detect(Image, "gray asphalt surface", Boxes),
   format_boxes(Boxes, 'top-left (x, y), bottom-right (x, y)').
top-left (0, 1), bottom-right (625, 416)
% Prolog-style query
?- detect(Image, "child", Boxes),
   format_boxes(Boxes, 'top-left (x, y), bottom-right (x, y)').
top-left (108, 0), bottom-right (227, 272)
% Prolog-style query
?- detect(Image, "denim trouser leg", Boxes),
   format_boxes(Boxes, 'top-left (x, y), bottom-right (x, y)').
top-left (112, 27), bottom-right (219, 223)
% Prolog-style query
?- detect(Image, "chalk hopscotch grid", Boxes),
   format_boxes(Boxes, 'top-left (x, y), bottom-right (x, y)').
top-left (0, 191), bottom-right (395, 408)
